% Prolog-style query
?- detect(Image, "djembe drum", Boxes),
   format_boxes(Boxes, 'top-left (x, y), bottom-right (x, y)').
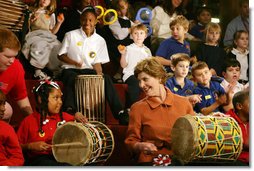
top-left (52, 121), bottom-right (114, 166)
top-left (0, 0), bottom-right (28, 32)
top-left (75, 75), bottom-right (105, 122)
top-left (171, 115), bottom-right (243, 164)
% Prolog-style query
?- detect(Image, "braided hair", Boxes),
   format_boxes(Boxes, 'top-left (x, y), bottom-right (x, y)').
top-left (33, 80), bottom-right (64, 135)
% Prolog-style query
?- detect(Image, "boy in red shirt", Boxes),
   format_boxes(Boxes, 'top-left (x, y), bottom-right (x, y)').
top-left (226, 90), bottom-right (249, 165)
top-left (0, 28), bottom-right (33, 121)
top-left (0, 90), bottom-right (24, 166)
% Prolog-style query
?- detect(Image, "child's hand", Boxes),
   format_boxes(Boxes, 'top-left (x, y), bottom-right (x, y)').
top-left (190, 56), bottom-right (197, 65)
top-left (28, 141), bottom-right (51, 152)
top-left (30, 13), bottom-right (38, 23)
top-left (118, 44), bottom-right (126, 54)
top-left (57, 13), bottom-right (65, 23)
top-left (74, 112), bottom-right (88, 124)
top-left (188, 94), bottom-right (202, 105)
top-left (216, 93), bottom-right (227, 105)
top-left (75, 61), bottom-right (83, 68)
top-left (134, 20), bottom-right (141, 25)
top-left (210, 68), bottom-right (217, 76)
top-left (211, 112), bottom-right (230, 117)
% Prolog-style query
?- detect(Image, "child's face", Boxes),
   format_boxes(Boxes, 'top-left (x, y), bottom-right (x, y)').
top-left (207, 29), bottom-right (220, 44)
top-left (48, 88), bottom-right (63, 114)
top-left (172, 61), bottom-right (190, 78)
top-left (223, 66), bottom-right (241, 83)
top-left (131, 29), bottom-right (147, 46)
top-left (172, 0), bottom-right (182, 8)
top-left (0, 48), bottom-right (17, 72)
top-left (81, 12), bottom-right (97, 36)
top-left (39, 0), bottom-right (51, 8)
top-left (198, 10), bottom-right (211, 25)
top-left (118, 0), bottom-right (128, 17)
top-left (241, 98), bottom-right (249, 117)
top-left (234, 33), bottom-right (249, 50)
top-left (0, 93), bottom-right (6, 119)
top-left (193, 67), bottom-right (211, 87)
top-left (170, 24), bottom-right (187, 42)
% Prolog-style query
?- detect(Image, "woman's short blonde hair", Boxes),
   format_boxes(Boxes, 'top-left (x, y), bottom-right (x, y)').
top-left (134, 58), bottom-right (168, 84)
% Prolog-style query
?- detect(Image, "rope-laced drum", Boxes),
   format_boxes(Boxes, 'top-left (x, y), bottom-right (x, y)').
top-left (171, 115), bottom-right (243, 164)
top-left (52, 121), bottom-right (114, 166)
top-left (75, 75), bottom-right (105, 122)
top-left (0, 0), bottom-right (29, 32)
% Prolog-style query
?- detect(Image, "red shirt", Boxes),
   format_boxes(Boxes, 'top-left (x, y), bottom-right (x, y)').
top-left (0, 59), bottom-right (27, 101)
top-left (17, 111), bottom-right (75, 159)
top-left (226, 109), bottom-right (249, 163)
top-left (0, 120), bottom-right (24, 166)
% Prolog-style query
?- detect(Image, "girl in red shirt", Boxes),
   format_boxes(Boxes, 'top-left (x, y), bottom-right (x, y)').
top-left (17, 80), bottom-right (87, 166)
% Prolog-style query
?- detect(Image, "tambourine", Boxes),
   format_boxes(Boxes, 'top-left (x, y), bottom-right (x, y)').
top-left (95, 5), bottom-right (118, 25)
top-left (135, 7), bottom-right (153, 36)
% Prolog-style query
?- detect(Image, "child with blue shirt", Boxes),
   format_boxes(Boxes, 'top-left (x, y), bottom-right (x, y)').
top-left (192, 61), bottom-right (228, 115)
top-left (155, 15), bottom-right (195, 72)
top-left (165, 53), bottom-right (201, 106)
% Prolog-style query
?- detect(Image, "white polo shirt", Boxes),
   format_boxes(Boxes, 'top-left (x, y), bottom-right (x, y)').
top-left (122, 43), bottom-right (152, 82)
top-left (58, 28), bottom-right (110, 69)
top-left (220, 79), bottom-right (245, 95)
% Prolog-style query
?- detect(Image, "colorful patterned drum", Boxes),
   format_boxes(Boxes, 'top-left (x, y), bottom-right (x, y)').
top-left (171, 115), bottom-right (243, 164)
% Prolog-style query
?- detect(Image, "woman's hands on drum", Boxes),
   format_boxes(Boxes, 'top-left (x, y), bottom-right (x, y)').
top-left (74, 112), bottom-right (88, 123)
top-left (134, 142), bottom-right (158, 155)
top-left (27, 141), bottom-right (51, 152)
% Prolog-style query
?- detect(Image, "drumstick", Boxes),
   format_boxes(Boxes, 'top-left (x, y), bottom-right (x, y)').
top-left (52, 142), bottom-right (87, 147)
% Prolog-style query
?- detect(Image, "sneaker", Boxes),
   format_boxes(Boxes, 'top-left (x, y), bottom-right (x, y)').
top-left (34, 71), bottom-right (51, 81)
top-left (118, 109), bottom-right (129, 125)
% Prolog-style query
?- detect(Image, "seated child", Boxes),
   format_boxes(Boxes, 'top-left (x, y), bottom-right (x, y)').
top-left (17, 81), bottom-right (87, 166)
top-left (220, 58), bottom-right (245, 111)
top-left (0, 90), bottom-right (24, 166)
top-left (22, 0), bottom-right (65, 80)
top-left (165, 53), bottom-right (201, 105)
top-left (118, 23), bottom-right (152, 108)
top-left (155, 15), bottom-right (195, 72)
top-left (192, 61), bottom-right (228, 115)
top-left (189, 7), bottom-right (212, 41)
top-left (226, 90), bottom-right (249, 165)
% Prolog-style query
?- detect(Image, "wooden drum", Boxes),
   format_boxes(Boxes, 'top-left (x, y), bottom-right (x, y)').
top-left (0, 0), bottom-right (28, 32)
top-left (171, 115), bottom-right (243, 164)
top-left (52, 121), bottom-right (114, 166)
top-left (75, 75), bottom-right (105, 122)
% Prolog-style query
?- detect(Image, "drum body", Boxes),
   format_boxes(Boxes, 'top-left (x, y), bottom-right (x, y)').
top-left (75, 75), bottom-right (105, 122)
top-left (171, 115), bottom-right (243, 164)
top-left (52, 121), bottom-right (114, 166)
top-left (0, 0), bottom-right (28, 31)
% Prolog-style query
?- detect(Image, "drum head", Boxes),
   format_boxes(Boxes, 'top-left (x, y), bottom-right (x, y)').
top-left (52, 122), bottom-right (92, 166)
top-left (171, 115), bottom-right (198, 164)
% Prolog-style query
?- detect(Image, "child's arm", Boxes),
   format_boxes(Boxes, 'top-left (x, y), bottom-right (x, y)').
top-left (118, 45), bottom-right (128, 68)
top-left (222, 85), bottom-right (234, 112)
top-left (155, 56), bottom-right (171, 67)
top-left (58, 54), bottom-right (83, 67)
top-left (50, 13), bottom-right (64, 35)
top-left (201, 94), bottom-right (227, 115)
top-left (187, 94), bottom-right (202, 106)
top-left (93, 63), bottom-right (103, 75)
